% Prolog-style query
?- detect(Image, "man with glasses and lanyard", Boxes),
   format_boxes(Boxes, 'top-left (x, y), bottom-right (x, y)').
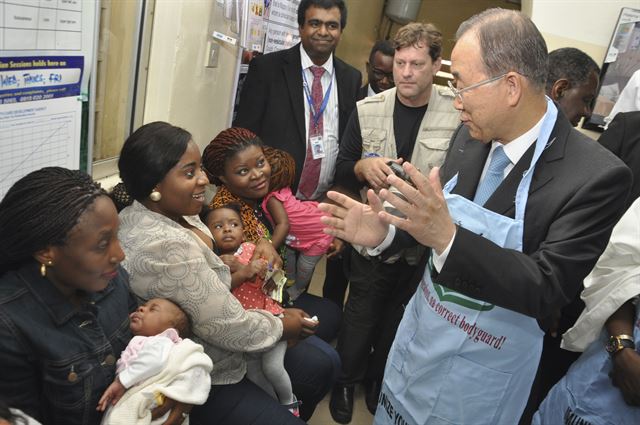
top-left (235, 0), bottom-right (360, 200)
top-left (234, 0), bottom-right (360, 316)
top-left (330, 22), bottom-right (459, 423)
top-left (321, 8), bottom-right (632, 425)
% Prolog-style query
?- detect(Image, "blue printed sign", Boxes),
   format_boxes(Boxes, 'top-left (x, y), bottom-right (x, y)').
top-left (0, 56), bottom-right (83, 104)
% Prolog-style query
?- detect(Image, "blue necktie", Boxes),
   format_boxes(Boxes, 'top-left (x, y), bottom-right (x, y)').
top-left (473, 145), bottom-right (510, 206)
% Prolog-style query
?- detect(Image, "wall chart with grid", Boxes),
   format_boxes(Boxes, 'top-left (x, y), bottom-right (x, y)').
top-left (0, 0), bottom-right (82, 51)
top-left (0, 96), bottom-right (79, 199)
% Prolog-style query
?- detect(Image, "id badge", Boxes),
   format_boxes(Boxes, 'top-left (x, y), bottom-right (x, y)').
top-left (310, 136), bottom-right (325, 159)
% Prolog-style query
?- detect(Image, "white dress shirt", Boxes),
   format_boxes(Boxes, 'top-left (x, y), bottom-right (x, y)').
top-left (605, 69), bottom-right (640, 129)
top-left (367, 84), bottom-right (376, 98)
top-left (299, 44), bottom-right (339, 200)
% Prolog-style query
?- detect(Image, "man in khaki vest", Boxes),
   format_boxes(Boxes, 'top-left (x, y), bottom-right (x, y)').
top-left (330, 22), bottom-right (460, 423)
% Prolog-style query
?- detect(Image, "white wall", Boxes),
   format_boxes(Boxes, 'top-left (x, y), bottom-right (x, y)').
top-left (526, 0), bottom-right (640, 63)
top-left (141, 0), bottom-right (640, 150)
top-left (144, 0), bottom-right (240, 152)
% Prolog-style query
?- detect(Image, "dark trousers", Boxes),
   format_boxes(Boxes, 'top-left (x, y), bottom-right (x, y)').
top-left (191, 335), bottom-right (340, 423)
top-left (365, 277), bottom-right (417, 385)
top-left (519, 297), bottom-right (585, 424)
top-left (291, 292), bottom-right (342, 342)
top-left (192, 377), bottom-right (304, 425)
top-left (336, 250), bottom-right (417, 385)
top-left (322, 245), bottom-right (351, 307)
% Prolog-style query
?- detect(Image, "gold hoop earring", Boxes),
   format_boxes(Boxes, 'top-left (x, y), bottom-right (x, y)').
top-left (149, 191), bottom-right (162, 202)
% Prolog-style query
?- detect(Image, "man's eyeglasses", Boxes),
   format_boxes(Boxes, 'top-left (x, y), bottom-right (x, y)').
top-left (447, 73), bottom-right (507, 101)
top-left (371, 68), bottom-right (394, 82)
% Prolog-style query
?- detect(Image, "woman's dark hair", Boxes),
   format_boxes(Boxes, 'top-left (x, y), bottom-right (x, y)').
top-left (118, 121), bottom-right (192, 202)
top-left (202, 127), bottom-right (264, 185)
top-left (0, 167), bottom-right (105, 275)
top-left (109, 182), bottom-right (132, 213)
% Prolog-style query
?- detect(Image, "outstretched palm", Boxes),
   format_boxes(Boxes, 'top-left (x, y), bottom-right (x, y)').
top-left (318, 190), bottom-right (389, 248)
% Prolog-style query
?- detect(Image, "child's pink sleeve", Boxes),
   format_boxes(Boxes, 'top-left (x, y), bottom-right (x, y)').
top-left (233, 242), bottom-right (256, 265)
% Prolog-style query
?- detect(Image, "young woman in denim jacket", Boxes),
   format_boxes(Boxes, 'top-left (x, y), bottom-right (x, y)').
top-left (0, 168), bottom-right (188, 425)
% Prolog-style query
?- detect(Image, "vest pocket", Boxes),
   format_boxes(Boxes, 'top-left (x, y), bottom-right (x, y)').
top-left (414, 137), bottom-right (451, 171)
top-left (361, 128), bottom-right (387, 158)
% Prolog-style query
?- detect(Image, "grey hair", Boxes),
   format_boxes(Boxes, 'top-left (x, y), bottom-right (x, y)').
top-left (456, 8), bottom-right (548, 91)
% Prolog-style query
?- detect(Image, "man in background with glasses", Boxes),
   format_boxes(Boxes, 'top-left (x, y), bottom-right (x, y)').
top-left (320, 8), bottom-right (631, 425)
top-left (357, 40), bottom-right (395, 100)
top-left (330, 22), bottom-right (460, 424)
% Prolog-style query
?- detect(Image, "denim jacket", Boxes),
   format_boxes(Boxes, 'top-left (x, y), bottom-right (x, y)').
top-left (0, 261), bottom-right (136, 425)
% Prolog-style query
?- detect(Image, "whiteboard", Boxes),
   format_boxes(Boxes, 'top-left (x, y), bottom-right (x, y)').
top-left (0, 0), bottom-right (96, 96)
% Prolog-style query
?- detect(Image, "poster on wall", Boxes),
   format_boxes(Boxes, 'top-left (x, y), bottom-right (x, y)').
top-left (238, 0), bottom-right (300, 53)
top-left (240, 0), bottom-right (267, 52)
top-left (0, 56), bottom-right (82, 198)
top-left (231, 0), bottom-right (300, 123)
top-left (0, 0), bottom-right (96, 98)
top-left (263, 0), bottom-right (300, 53)
top-left (583, 7), bottom-right (640, 130)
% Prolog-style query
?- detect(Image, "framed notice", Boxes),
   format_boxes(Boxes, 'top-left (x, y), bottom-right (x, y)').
top-left (582, 7), bottom-right (640, 131)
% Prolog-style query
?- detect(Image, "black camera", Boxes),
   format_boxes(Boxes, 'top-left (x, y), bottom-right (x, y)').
top-left (387, 161), bottom-right (412, 185)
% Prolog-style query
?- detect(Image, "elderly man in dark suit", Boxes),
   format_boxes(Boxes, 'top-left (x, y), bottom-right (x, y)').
top-left (319, 8), bottom-right (631, 425)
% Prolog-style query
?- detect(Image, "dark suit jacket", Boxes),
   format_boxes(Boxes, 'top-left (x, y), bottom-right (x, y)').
top-left (382, 112), bottom-right (630, 424)
top-left (357, 84), bottom-right (369, 101)
top-left (389, 114), bottom-right (632, 321)
top-left (599, 111), bottom-right (640, 210)
top-left (234, 44), bottom-right (362, 190)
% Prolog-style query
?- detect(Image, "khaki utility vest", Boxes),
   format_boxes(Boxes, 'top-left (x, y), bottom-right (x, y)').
top-left (358, 85), bottom-right (459, 170)
top-left (355, 85), bottom-right (460, 264)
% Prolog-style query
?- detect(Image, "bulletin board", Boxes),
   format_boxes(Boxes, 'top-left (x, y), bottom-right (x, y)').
top-left (239, 0), bottom-right (300, 54)
top-left (219, 0), bottom-right (301, 125)
top-left (583, 7), bottom-right (640, 131)
top-left (0, 0), bottom-right (97, 199)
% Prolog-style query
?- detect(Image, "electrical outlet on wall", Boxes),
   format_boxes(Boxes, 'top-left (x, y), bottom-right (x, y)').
top-left (206, 40), bottom-right (220, 68)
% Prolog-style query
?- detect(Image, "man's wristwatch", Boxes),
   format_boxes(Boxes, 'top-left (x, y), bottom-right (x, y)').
top-left (605, 334), bottom-right (635, 356)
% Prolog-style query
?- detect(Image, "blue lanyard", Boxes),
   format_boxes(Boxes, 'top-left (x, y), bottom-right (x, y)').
top-left (302, 67), bottom-right (334, 129)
